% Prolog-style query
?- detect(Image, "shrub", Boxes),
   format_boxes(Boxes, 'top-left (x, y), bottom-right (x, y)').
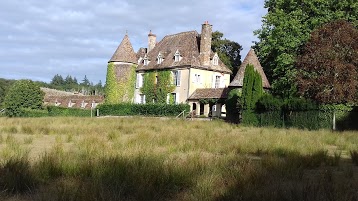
top-left (97, 103), bottom-right (190, 117)
top-left (225, 89), bottom-right (241, 123)
top-left (256, 94), bottom-right (282, 112)
top-left (47, 106), bottom-right (92, 117)
top-left (4, 80), bottom-right (44, 117)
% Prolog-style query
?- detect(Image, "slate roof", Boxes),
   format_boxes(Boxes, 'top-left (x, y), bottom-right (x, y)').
top-left (188, 88), bottom-right (230, 100)
top-left (229, 49), bottom-right (271, 88)
top-left (109, 35), bottom-right (137, 63)
top-left (136, 31), bottom-right (231, 74)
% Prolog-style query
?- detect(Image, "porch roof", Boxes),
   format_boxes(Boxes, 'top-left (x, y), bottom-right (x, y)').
top-left (188, 88), bottom-right (230, 100)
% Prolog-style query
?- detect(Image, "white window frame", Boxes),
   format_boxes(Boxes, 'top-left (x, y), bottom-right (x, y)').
top-left (140, 94), bottom-right (146, 104)
top-left (172, 70), bottom-right (181, 86)
top-left (81, 101), bottom-right (86, 108)
top-left (212, 54), bottom-right (219, 65)
top-left (174, 50), bottom-right (182, 62)
top-left (157, 53), bottom-right (164, 64)
top-left (215, 75), bottom-right (221, 88)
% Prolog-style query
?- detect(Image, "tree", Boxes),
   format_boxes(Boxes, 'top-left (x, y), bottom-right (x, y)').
top-left (297, 20), bottom-right (358, 104)
top-left (50, 74), bottom-right (65, 86)
top-left (242, 64), bottom-right (263, 110)
top-left (225, 88), bottom-right (241, 123)
top-left (254, 0), bottom-right (358, 98)
top-left (211, 31), bottom-right (242, 80)
top-left (0, 78), bottom-right (15, 107)
top-left (4, 80), bottom-right (44, 117)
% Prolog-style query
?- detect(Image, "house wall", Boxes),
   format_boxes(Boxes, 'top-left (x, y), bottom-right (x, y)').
top-left (188, 68), bottom-right (230, 96)
top-left (133, 68), bottom-right (231, 104)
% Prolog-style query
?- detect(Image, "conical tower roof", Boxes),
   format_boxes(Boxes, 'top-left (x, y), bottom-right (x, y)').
top-left (109, 34), bottom-right (137, 63)
top-left (229, 48), bottom-right (271, 88)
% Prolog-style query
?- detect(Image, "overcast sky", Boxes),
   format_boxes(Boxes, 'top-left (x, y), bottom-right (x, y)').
top-left (0, 0), bottom-right (267, 84)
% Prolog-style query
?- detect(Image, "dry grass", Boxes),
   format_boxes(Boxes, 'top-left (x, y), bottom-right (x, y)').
top-left (0, 117), bottom-right (357, 200)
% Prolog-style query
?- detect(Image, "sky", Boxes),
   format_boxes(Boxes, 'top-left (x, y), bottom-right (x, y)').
top-left (0, 0), bottom-right (267, 84)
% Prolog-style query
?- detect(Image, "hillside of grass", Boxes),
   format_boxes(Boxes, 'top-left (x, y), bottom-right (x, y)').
top-left (0, 117), bottom-right (357, 200)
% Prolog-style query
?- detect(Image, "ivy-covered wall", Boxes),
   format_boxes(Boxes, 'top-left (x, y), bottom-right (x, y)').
top-left (105, 63), bottom-right (136, 104)
top-left (140, 70), bottom-right (175, 104)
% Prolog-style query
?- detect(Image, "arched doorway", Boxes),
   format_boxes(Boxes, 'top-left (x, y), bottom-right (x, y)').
top-left (200, 103), bottom-right (204, 115)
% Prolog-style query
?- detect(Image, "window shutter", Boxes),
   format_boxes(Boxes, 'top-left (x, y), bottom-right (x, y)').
top-left (177, 71), bottom-right (181, 86)
top-left (136, 94), bottom-right (140, 103)
top-left (166, 94), bottom-right (170, 104)
top-left (176, 93), bottom-right (179, 104)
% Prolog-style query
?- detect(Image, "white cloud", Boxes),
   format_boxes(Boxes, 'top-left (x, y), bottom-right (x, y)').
top-left (0, 0), bottom-right (266, 83)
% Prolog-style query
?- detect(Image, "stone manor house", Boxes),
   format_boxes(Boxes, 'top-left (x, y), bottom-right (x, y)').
top-left (108, 22), bottom-right (270, 117)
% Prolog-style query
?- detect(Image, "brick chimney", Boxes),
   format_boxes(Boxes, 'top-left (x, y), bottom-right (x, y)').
top-left (148, 30), bottom-right (156, 52)
top-left (200, 21), bottom-right (212, 66)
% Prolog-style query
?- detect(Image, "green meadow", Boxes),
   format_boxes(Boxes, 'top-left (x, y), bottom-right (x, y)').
top-left (0, 117), bottom-right (357, 201)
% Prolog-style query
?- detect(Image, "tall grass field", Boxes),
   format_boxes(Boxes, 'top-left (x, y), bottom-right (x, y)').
top-left (0, 117), bottom-right (357, 201)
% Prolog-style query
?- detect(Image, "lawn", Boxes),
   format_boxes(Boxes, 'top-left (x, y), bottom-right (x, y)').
top-left (0, 117), bottom-right (357, 201)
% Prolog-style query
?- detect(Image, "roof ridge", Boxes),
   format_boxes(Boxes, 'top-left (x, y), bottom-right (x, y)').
top-left (162, 30), bottom-right (198, 39)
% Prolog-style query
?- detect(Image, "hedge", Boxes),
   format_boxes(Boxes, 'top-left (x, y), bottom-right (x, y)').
top-left (47, 106), bottom-right (92, 117)
top-left (97, 103), bottom-right (190, 117)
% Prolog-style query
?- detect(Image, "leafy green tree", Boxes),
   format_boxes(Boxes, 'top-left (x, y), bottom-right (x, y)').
top-left (254, 0), bottom-right (358, 98)
top-left (211, 31), bottom-right (242, 79)
top-left (297, 20), bottom-right (358, 104)
top-left (4, 80), bottom-right (44, 117)
top-left (242, 65), bottom-right (255, 110)
top-left (0, 78), bottom-right (15, 107)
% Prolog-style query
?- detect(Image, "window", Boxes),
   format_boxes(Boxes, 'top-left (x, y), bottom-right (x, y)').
top-left (172, 70), bottom-right (181, 86)
top-left (171, 93), bottom-right (177, 104)
top-left (143, 54), bottom-right (149, 66)
top-left (81, 101), bottom-right (86, 108)
top-left (174, 50), bottom-right (182, 62)
top-left (215, 75), bottom-right (220, 88)
top-left (157, 53), bottom-right (164, 64)
top-left (140, 94), bottom-right (146, 104)
top-left (91, 101), bottom-right (96, 108)
top-left (68, 100), bottom-right (72, 108)
top-left (194, 74), bottom-right (201, 84)
top-left (212, 54), bottom-right (219, 65)
top-left (136, 73), bottom-right (144, 88)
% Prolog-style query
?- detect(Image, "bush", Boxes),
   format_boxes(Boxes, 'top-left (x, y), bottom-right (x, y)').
top-left (47, 106), bottom-right (92, 117)
top-left (225, 89), bottom-right (241, 123)
top-left (4, 80), bottom-right (44, 117)
top-left (256, 94), bottom-right (282, 112)
top-left (97, 103), bottom-right (190, 117)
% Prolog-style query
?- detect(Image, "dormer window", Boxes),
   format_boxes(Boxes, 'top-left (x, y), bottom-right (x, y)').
top-left (143, 54), bottom-right (149, 66)
top-left (212, 53), bottom-right (219, 65)
top-left (157, 53), bottom-right (164, 64)
top-left (174, 50), bottom-right (182, 62)
top-left (138, 57), bottom-right (143, 64)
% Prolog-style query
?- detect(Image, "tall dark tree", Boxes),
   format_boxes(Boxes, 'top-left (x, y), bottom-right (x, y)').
top-left (297, 20), bottom-right (358, 104)
top-left (50, 74), bottom-right (65, 86)
top-left (211, 31), bottom-right (242, 80)
top-left (255, 0), bottom-right (358, 98)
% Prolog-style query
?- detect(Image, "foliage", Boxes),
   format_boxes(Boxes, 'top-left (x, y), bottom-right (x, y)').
top-left (296, 20), bottom-right (358, 104)
top-left (49, 74), bottom-right (103, 95)
top-left (225, 88), bottom-right (241, 123)
top-left (211, 31), bottom-right (242, 79)
top-left (156, 71), bottom-right (176, 103)
top-left (105, 63), bottom-right (121, 104)
top-left (97, 103), bottom-right (190, 117)
top-left (4, 80), bottom-right (44, 117)
top-left (141, 71), bottom-right (156, 103)
top-left (141, 70), bottom-right (175, 103)
top-left (47, 106), bottom-right (92, 117)
top-left (256, 94), bottom-right (282, 112)
top-left (0, 78), bottom-right (15, 107)
top-left (254, 0), bottom-right (358, 98)
top-left (241, 64), bottom-right (263, 110)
